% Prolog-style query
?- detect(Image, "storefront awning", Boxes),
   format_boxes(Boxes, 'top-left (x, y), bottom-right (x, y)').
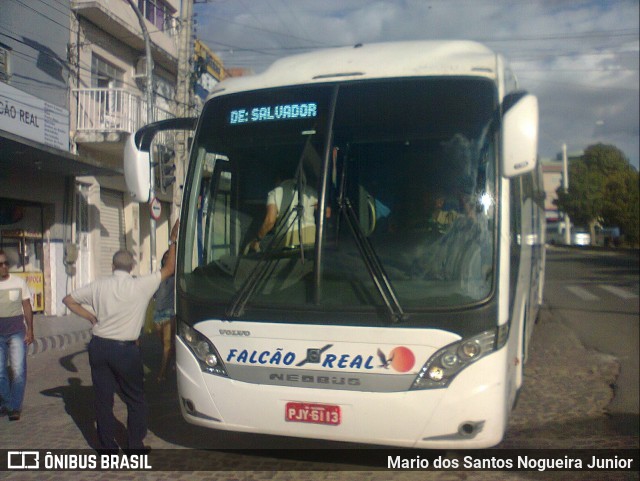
top-left (0, 129), bottom-right (121, 177)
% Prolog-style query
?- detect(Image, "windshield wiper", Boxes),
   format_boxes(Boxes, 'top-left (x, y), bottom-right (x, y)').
top-left (338, 196), bottom-right (406, 324)
top-left (226, 140), bottom-right (312, 319)
top-left (225, 214), bottom-right (300, 318)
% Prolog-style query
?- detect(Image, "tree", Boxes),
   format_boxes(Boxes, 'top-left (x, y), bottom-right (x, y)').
top-left (555, 143), bottom-right (639, 245)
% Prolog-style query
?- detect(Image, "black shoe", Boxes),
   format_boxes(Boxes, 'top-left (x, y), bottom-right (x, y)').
top-left (8, 411), bottom-right (20, 421)
top-left (0, 407), bottom-right (7, 417)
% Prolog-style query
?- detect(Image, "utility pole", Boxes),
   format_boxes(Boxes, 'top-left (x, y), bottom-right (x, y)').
top-left (562, 143), bottom-right (571, 245)
top-left (127, 0), bottom-right (156, 271)
top-left (173, 0), bottom-right (194, 222)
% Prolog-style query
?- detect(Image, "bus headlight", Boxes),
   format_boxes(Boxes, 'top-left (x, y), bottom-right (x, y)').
top-left (178, 320), bottom-right (228, 377)
top-left (459, 340), bottom-right (481, 359)
top-left (410, 328), bottom-right (506, 390)
top-left (441, 352), bottom-right (458, 368)
top-left (427, 365), bottom-right (445, 381)
top-left (205, 353), bottom-right (218, 368)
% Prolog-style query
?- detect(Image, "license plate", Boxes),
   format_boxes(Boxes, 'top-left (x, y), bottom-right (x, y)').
top-left (285, 402), bottom-right (341, 426)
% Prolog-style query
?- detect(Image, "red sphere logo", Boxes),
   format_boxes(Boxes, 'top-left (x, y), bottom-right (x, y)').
top-left (378, 346), bottom-right (416, 372)
top-left (390, 346), bottom-right (415, 372)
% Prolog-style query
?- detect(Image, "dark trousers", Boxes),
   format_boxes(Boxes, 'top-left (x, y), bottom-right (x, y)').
top-left (88, 336), bottom-right (147, 450)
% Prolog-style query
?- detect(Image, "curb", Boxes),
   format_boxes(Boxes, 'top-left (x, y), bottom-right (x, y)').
top-left (28, 329), bottom-right (93, 356)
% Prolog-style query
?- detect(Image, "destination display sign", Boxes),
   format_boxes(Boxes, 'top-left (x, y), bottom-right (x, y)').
top-left (229, 102), bottom-right (317, 125)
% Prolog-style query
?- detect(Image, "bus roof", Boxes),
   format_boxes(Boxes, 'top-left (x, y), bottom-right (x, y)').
top-left (210, 41), bottom-right (501, 98)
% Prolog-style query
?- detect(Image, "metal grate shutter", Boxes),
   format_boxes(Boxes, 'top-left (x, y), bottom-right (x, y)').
top-left (99, 189), bottom-right (125, 277)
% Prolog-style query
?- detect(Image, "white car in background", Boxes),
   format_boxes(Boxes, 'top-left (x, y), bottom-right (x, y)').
top-left (547, 222), bottom-right (591, 246)
top-left (571, 228), bottom-right (591, 246)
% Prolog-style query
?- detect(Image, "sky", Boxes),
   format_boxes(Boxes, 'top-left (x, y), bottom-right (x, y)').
top-left (193, 0), bottom-right (639, 168)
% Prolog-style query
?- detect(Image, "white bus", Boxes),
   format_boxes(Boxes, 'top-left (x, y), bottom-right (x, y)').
top-left (125, 41), bottom-right (545, 448)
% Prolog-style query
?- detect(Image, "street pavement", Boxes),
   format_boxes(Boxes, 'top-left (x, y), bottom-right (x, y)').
top-left (27, 312), bottom-right (92, 356)
top-left (1, 292), bottom-right (638, 480)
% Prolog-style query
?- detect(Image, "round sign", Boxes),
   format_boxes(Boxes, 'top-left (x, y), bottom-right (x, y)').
top-left (150, 197), bottom-right (162, 220)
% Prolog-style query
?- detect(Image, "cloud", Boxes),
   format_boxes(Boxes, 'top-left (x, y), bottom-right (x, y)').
top-left (195, 0), bottom-right (639, 167)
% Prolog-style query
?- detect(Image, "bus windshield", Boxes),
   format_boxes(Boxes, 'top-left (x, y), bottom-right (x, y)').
top-left (181, 78), bottom-right (497, 323)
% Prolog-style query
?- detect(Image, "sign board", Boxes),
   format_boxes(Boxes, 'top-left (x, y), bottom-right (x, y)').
top-left (150, 197), bottom-right (162, 220)
top-left (0, 81), bottom-right (69, 151)
top-left (13, 271), bottom-right (44, 312)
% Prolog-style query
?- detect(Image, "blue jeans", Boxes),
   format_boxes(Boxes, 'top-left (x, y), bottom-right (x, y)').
top-left (0, 330), bottom-right (27, 412)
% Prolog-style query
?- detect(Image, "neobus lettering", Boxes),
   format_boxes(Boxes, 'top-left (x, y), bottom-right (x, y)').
top-left (226, 348), bottom-right (296, 365)
top-left (270, 373), bottom-right (361, 386)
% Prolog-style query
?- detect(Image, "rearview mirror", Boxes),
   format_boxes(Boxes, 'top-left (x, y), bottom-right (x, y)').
top-left (124, 133), bottom-right (151, 203)
top-left (123, 117), bottom-right (198, 203)
top-left (501, 94), bottom-right (538, 177)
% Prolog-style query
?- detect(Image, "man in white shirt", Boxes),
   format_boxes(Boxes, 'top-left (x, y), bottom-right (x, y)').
top-left (0, 250), bottom-right (33, 421)
top-left (249, 178), bottom-right (318, 252)
top-left (63, 220), bottom-right (178, 452)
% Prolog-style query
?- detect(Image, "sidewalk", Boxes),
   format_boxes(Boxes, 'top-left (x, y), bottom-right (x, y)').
top-left (28, 313), bottom-right (93, 356)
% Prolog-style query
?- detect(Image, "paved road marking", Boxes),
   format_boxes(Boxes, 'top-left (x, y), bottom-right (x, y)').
top-left (565, 285), bottom-right (599, 301)
top-left (599, 285), bottom-right (639, 299)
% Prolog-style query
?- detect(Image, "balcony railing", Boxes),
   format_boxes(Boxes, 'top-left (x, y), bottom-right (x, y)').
top-left (73, 88), bottom-right (174, 135)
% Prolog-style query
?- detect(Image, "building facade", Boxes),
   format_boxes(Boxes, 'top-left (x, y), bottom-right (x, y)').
top-left (541, 152), bottom-right (584, 224)
top-left (541, 158), bottom-right (563, 223)
top-left (1, 0), bottom-right (188, 316)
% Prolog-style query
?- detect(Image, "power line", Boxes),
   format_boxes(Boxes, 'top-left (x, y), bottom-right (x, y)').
top-left (49, 0), bottom-right (73, 11)
top-left (516, 68), bottom-right (638, 72)
top-left (33, 0), bottom-right (71, 18)
top-left (198, 12), bottom-right (334, 48)
top-left (510, 50), bottom-right (640, 62)
top-left (9, 0), bottom-right (71, 31)
top-left (9, 75), bottom-right (68, 92)
top-left (518, 75), bottom-right (639, 93)
top-left (195, 26), bottom-right (637, 63)
top-left (198, 1), bottom-right (637, 49)
top-left (479, 29), bottom-right (638, 43)
top-left (8, 0), bottom-right (180, 48)
top-left (237, 0), bottom-right (279, 50)
top-left (0, 30), bottom-right (189, 109)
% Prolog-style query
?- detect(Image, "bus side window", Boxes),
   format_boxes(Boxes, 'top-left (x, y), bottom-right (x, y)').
top-left (203, 157), bottom-right (236, 264)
